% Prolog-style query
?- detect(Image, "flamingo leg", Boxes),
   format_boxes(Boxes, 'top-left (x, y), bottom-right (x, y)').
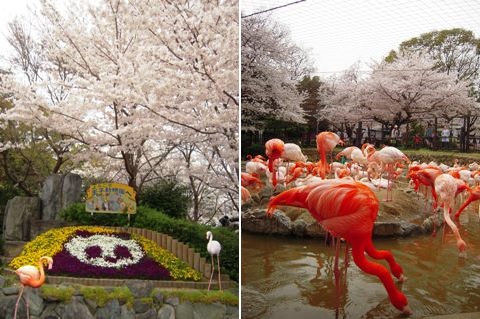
top-left (14, 285), bottom-right (24, 319)
top-left (217, 255), bottom-right (222, 291)
top-left (208, 255), bottom-right (215, 291)
top-left (333, 237), bottom-right (341, 317)
top-left (344, 243), bottom-right (350, 279)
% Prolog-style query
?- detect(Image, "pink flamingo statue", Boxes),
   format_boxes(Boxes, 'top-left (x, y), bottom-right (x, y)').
top-left (14, 256), bottom-right (53, 319)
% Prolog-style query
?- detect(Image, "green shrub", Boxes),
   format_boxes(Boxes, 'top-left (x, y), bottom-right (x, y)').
top-left (134, 206), bottom-right (239, 281)
top-left (60, 202), bottom-right (130, 226)
top-left (139, 179), bottom-right (190, 219)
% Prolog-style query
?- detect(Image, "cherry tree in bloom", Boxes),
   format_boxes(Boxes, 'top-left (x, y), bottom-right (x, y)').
top-left (357, 55), bottom-right (477, 127)
top-left (241, 16), bottom-right (312, 132)
top-left (323, 63), bottom-right (367, 127)
top-left (1, 0), bottom-right (238, 213)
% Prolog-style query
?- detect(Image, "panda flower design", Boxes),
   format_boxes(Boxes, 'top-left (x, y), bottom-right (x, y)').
top-left (64, 234), bottom-right (144, 268)
top-left (9, 226), bottom-right (202, 281)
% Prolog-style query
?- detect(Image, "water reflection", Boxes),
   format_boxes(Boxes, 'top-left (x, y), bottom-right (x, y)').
top-left (242, 207), bottom-right (480, 318)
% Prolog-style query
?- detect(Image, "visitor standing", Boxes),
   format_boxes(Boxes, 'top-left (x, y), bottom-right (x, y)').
top-left (391, 125), bottom-right (400, 146)
top-left (441, 125), bottom-right (450, 149)
top-left (424, 123), bottom-right (433, 148)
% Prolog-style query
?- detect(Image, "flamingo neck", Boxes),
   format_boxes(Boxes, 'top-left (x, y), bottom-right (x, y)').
top-left (30, 259), bottom-right (47, 288)
top-left (350, 240), bottom-right (408, 312)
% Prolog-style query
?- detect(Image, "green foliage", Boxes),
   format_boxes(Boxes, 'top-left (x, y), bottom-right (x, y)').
top-left (139, 179), bottom-right (190, 219)
top-left (133, 206), bottom-right (239, 282)
top-left (40, 285), bottom-right (75, 302)
top-left (80, 286), bottom-right (134, 307)
top-left (160, 288), bottom-right (238, 306)
top-left (60, 202), bottom-right (131, 226)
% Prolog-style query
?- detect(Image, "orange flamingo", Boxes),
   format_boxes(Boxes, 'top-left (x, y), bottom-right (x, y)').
top-left (265, 138), bottom-right (285, 187)
top-left (434, 174), bottom-right (467, 257)
top-left (316, 132), bottom-right (344, 179)
top-left (14, 256), bottom-right (53, 319)
top-left (267, 180), bottom-right (410, 314)
top-left (455, 185), bottom-right (480, 219)
top-left (241, 186), bottom-right (252, 204)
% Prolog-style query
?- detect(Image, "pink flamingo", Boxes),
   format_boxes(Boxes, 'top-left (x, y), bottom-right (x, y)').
top-left (14, 256), bottom-right (53, 319)
top-left (265, 138), bottom-right (285, 188)
top-left (455, 185), bottom-right (480, 219)
top-left (434, 174), bottom-right (467, 257)
top-left (368, 146), bottom-right (409, 201)
top-left (316, 132), bottom-right (344, 179)
top-left (267, 179), bottom-right (410, 314)
top-left (241, 186), bottom-right (252, 204)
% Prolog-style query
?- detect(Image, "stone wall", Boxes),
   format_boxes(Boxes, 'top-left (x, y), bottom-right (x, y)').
top-left (0, 279), bottom-right (238, 319)
top-left (40, 174), bottom-right (82, 221)
top-left (2, 197), bottom-right (41, 241)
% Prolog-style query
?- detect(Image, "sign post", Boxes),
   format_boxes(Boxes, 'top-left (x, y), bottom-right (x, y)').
top-left (85, 183), bottom-right (137, 224)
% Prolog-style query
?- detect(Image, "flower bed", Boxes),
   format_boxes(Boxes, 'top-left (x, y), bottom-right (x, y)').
top-left (9, 226), bottom-right (202, 281)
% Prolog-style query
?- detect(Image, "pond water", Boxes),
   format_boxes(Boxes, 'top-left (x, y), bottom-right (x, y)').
top-left (241, 206), bottom-right (480, 319)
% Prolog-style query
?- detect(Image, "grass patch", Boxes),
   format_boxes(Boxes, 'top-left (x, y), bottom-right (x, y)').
top-left (80, 286), bottom-right (134, 307)
top-left (159, 288), bottom-right (238, 306)
top-left (40, 285), bottom-right (75, 302)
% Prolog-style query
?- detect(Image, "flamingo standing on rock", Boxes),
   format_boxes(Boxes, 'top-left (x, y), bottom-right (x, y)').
top-left (206, 231), bottom-right (222, 291)
top-left (267, 179), bottom-right (410, 314)
top-left (316, 132), bottom-right (344, 179)
top-left (265, 138), bottom-right (285, 188)
top-left (14, 256), bottom-right (53, 319)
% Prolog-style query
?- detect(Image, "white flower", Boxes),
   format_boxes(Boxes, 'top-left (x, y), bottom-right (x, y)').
top-left (65, 234), bottom-right (144, 268)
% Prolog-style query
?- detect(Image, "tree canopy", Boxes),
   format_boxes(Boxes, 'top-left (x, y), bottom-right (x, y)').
top-left (241, 15), bottom-right (312, 132)
top-left (0, 0), bottom-right (239, 220)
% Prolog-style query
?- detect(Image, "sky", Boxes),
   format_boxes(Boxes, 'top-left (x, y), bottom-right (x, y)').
top-left (0, 0), bottom-right (38, 68)
top-left (241, 0), bottom-right (480, 76)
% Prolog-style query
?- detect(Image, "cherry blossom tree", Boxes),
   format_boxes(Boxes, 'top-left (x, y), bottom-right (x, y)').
top-left (241, 16), bottom-right (312, 133)
top-left (359, 55), bottom-right (477, 129)
top-left (1, 0), bottom-right (238, 215)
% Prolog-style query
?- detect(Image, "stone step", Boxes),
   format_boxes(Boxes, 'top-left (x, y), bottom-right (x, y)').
top-left (3, 241), bottom-right (27, 257)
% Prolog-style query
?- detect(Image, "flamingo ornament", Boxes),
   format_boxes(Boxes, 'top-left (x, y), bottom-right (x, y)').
top-left (14, 256), bottom-right (53, 319)
top-left (206, 231), bottom-right (222, 291)
top-left (267, 179), bottom-right (410, 314)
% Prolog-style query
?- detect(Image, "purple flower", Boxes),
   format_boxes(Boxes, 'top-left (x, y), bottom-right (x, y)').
top-left (85, 246), bottom-right (102, 259)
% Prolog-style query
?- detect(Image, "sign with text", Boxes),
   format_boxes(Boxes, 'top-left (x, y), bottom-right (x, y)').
top-left (85, 183), bottom-right (136, 215)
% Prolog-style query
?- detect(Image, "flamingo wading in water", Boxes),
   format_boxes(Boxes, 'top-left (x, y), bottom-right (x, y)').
top-left (434, 174), bottom-right (467, 257)
top-left (206, 231), bottom-right (222, 291)
top-left (14, 256), bottom-right (53, 319)
top-left (267, 179), bottom-right (410, 314)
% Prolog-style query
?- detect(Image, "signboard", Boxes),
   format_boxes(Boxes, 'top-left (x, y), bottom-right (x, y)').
top-left (85, 183), bottom-right (136, 216)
